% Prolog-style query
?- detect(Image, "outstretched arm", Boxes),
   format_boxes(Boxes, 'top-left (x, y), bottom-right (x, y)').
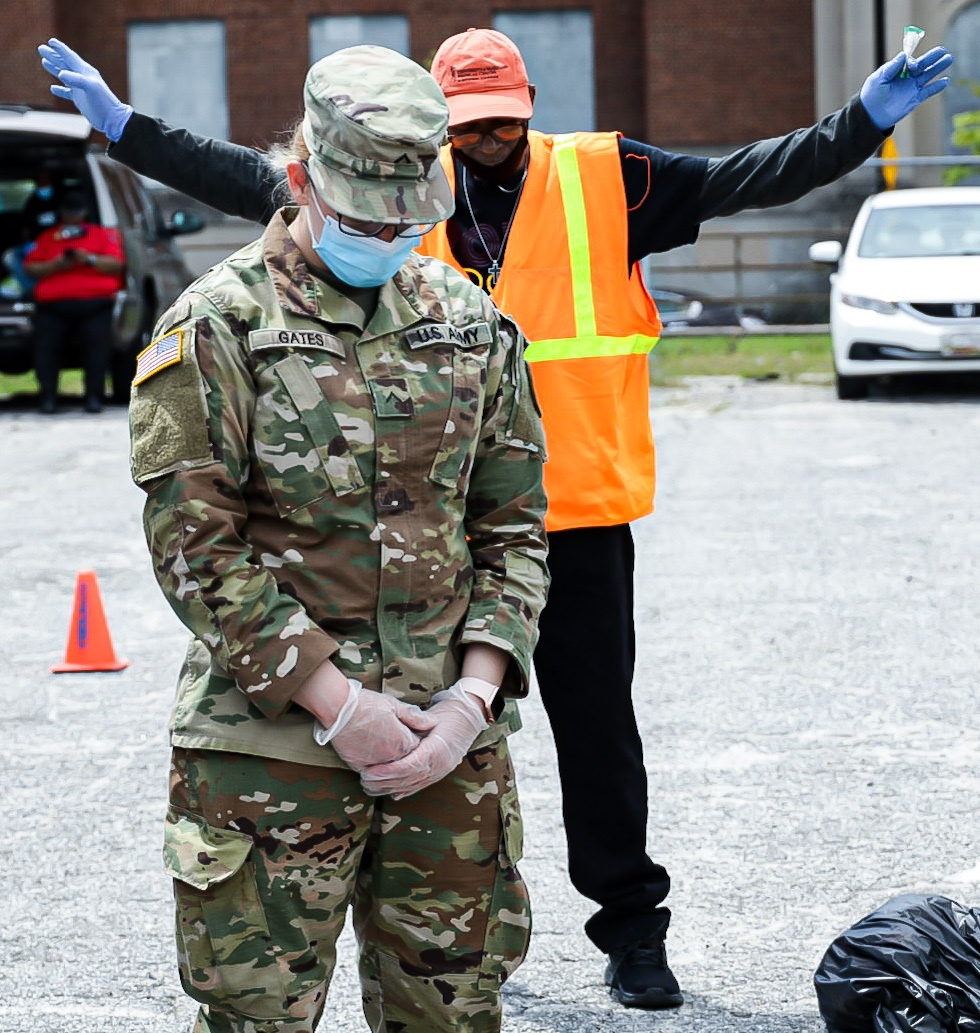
top-left (622, 47), bottom-right (953, 262)
top-left (38, 38), bottom-right (283, 225)
top-left (110, 115), bottom-right (286, 225)
top-left (698, 46), bottom-right (953, 221)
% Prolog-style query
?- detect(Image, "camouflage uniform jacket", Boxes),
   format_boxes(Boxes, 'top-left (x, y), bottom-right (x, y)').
top-left (129, 209), bottom-right (549, 768)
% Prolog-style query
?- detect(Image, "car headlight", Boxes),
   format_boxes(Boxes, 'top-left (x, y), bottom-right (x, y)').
top-left (840, 293), bottom-right (898, 316)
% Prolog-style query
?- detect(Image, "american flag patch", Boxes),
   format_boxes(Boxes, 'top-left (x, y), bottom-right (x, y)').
top-left (133, 329), bottom-right (183, 386)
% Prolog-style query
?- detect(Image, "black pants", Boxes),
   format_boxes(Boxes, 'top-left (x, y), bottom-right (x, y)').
top-left (533, 523), bottom-right (670, 953)
top-left (33, 298), bottom-right (113, 405)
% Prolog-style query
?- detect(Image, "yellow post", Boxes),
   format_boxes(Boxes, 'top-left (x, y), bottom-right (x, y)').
top-left (880, 136), bottom-right (899, 190)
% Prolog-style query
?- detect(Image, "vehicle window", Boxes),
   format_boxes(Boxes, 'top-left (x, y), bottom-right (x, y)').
top-left (96, 161), bottom-right (140, 230)
top-left (0, 180), bottom-right (37, 212)
top-left (0, 176), bottom-right (65, 256)
top-left (860, 206), bottom-right (980, 258)
top-left (129, 176), bottom-right (168, 240)
top-left (98, 160), bottom-right (168, 241)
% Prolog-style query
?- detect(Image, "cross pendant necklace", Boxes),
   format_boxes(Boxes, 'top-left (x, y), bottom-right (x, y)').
top-left (462, 164), bottom-right (528, 284)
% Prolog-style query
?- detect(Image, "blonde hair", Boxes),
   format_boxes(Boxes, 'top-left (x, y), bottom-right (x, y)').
top-left (267, 120), bottom-right (310, 171)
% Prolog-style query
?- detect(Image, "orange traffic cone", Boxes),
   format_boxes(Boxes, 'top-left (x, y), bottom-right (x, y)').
top-left (51, 569), bottom-right (129, 673)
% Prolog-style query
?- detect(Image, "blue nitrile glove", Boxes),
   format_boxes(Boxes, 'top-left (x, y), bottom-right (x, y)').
top-left (859, 46), bottom-right (953, 131)
top-left (38, 38), bottom-right (133, 141)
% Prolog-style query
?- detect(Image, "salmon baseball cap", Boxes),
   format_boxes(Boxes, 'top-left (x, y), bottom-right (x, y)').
top-left (431, 28), bottom-right (534, 125)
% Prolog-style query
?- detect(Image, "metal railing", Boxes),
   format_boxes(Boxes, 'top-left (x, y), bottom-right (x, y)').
top-left (644, 225), bottom-right (847, 330)
top-left (644, 154), bottom-right (980, 331)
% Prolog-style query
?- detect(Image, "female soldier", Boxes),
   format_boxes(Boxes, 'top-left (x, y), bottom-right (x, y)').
top-left (128, 46), bottom-right (548, 1033)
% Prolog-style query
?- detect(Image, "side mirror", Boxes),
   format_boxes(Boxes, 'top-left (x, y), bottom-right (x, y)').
top-left (167, 210), bottom-right (205, 236)
top-left (808, 240), bottom-right (843, 266)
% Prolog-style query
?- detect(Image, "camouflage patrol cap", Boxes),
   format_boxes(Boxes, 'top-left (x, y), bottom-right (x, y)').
top-left (302, 45), bottom-right (454, 225)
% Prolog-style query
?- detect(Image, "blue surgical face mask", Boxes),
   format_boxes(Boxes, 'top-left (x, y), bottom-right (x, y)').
top-left (306, 191), bottom-right (420, 288)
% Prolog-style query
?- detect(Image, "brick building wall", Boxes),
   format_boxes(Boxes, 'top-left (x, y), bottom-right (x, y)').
top-left (642, 0), bottom-right (816, 148)
top-left (0, 0), bottom-right (59, 106)
top-left (1, 0), bottom-right (815, 153)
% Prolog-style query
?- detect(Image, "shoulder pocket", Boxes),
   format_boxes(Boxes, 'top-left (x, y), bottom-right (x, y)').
top-left (496, 355), bottom-right (547, 459)
top-left (130, 323), bottom-right (214, 484)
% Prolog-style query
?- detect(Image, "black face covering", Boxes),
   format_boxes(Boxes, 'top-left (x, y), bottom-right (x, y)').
top-left (453, 135), bottom-right (530, 187)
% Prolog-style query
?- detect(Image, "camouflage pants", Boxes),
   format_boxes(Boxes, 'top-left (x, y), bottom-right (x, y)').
top-left (165, 741), bottom-right (529, 1033)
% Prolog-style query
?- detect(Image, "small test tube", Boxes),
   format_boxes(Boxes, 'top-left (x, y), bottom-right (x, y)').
top-left (900, 25), bottom-right (924, 78)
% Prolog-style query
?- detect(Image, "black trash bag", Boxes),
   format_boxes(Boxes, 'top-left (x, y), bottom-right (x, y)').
top-left (814, 893), bottom-right (980, 1033)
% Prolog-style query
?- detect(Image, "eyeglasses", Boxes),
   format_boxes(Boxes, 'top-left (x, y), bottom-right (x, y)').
top-left (336, 214), bottom-right (434, 239)
top-left (302, 162), bottom-right (432, 238)
top-left (447, 123), bottom-right (526, 149)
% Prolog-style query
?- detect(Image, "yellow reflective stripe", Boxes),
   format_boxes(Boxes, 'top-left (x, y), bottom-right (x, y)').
top-left (526, 137), bottom-right (659, 364)
top-left (553, 134), bottom-right (597, 338)
top-left (524, 333), bottom-right (660, 363)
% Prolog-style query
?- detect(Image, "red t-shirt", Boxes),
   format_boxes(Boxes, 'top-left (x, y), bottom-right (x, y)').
top-left (27, 223), bottom-right (125, 303)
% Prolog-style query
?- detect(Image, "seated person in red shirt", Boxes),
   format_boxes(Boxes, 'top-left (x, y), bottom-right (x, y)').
top-left (24, 190), bottom-right (124, 413)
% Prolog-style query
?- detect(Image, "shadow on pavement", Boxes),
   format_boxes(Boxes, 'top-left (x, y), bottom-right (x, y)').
top-left (503, 983), bottom-right (824, 1032)
top-left (0, 391), bottom-right (128, 415)
top-left (863, 371), bottom-right (980, 403)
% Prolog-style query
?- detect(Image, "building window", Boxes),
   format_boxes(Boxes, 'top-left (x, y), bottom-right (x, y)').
top-left (127, 21), bottom-right (228, 141)
top-left (493, 11), bottom-right (595, 132)
top-left (309, 16), bottom-right (410, 63)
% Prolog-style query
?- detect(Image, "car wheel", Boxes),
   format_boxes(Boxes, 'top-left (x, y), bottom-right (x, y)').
top-left (835, 371), bottom-right (870, 401)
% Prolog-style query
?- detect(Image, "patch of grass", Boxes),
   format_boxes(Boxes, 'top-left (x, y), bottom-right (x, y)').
top-left (0, 369), bottom-right (85, 401)
top-left (649, 333), bottom-right (833, 385)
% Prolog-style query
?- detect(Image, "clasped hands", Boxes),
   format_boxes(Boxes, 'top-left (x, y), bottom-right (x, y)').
top-left (293, 660), bottom-right (490, 801)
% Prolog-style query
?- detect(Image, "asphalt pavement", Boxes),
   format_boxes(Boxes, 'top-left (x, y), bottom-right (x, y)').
top-left (3, 375), bottom-right (980, 1032)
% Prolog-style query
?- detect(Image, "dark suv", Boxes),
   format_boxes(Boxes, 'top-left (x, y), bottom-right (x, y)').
top-left (0, 105), bottom-right (204, 401)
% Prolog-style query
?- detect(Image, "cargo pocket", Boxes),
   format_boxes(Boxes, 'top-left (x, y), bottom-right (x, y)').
top-left (477, 781), bottom-right (531, 990)
top-left (430, 341), bottom-right (490, 488)
top-left (254, 353), bottom-right (365, 516)
top-left (164, 805), bottom-right (290, 1021)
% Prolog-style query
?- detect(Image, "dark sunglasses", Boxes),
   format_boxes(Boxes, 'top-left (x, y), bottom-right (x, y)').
top-left (447, 123), bottom-right (526, 149)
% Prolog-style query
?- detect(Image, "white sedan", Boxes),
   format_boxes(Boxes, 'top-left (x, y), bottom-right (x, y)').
top-left (809, 186), bottom-right (980, 399)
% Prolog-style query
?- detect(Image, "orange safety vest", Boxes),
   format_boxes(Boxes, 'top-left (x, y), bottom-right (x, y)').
top-left (417, 131), bottom-right (662, 532)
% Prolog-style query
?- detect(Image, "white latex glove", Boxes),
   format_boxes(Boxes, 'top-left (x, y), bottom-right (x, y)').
top-left (313, 679), bottom-right (436, 773)
top-left (360, 681), bottom-right (490, 800)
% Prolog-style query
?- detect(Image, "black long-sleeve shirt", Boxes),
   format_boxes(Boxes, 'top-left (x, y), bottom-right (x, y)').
top-left (110, 96), bottom-right (885, 283)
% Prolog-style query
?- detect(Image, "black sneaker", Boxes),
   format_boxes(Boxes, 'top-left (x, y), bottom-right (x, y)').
top-left (604, 937), bottom-right (684, 1009)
